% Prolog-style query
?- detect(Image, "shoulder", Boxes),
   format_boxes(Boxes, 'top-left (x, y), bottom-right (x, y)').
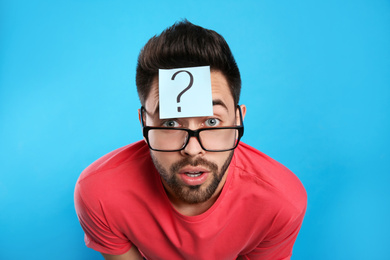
top-left (231, 142), bottom-right (307, 214)
top-left (74, 140), bottom-right (153, 208)
top-left (78, 140), bottom-right (150, 181)
top-left (74, 141), bottom-right (153, 255)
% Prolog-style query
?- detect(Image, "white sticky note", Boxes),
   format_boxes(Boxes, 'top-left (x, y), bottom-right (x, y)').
top-left (159, 66), bottom-right (213, 119)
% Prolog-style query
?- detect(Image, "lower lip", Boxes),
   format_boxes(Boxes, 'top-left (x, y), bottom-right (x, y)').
top-left (179, 172), bottom-right (209, 186)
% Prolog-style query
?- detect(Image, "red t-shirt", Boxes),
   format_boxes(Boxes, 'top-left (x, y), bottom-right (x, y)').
top-left (74, 141), bottom-right (307, 260)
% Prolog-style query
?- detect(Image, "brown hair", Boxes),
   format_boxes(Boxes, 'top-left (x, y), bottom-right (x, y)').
top-left (136, 20), bottom-right (241, 106)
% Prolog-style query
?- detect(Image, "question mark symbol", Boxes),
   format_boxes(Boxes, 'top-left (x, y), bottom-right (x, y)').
top-left (171, 70), bottom-right (194, 112)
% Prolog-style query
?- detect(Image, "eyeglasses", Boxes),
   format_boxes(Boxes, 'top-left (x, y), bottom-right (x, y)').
top-left (140, 106), bottom-right (244, 152)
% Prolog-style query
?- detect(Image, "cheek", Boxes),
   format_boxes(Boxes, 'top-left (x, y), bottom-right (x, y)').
top-left (151, 152), bottom-right (178, 169)
top-left (209, 152), bottom-right (232, 168)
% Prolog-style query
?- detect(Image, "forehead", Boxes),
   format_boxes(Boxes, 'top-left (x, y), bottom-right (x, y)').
top-left (145, 70), bottom-right (234, 116)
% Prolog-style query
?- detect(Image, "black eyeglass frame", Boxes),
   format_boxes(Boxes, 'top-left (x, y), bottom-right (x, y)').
top-left (140, 105), bottom-right (244, 152)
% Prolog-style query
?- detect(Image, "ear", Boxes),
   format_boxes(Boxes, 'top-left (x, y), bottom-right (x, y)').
top-left (236, 104), bottom-right (247, 125)
top-left (138, 108), bottom-right (142, 126)
top-left (138, 108), bottom-right (148, 143)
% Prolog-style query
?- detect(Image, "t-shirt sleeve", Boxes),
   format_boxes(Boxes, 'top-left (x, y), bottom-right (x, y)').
top-left (74, 181), bottom-right (132, 255)
top-left (241, 201), bottom-right (306, 260)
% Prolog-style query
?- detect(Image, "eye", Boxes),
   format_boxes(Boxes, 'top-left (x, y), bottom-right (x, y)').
top-left (162, 120), bottom-right (180, 127)
top-left (205, 118), bottom-right (220, 127)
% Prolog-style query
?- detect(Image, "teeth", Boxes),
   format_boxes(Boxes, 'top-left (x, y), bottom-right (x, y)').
top-left (185, 172), bottom-right (202, 177)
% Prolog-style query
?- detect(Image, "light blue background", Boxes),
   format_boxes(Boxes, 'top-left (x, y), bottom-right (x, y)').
top-left (1, 1), bottom-right (389, 259)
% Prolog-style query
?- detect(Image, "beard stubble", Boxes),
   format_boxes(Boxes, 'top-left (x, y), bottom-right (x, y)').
top-left (151, 151), bottom-right (234, 204)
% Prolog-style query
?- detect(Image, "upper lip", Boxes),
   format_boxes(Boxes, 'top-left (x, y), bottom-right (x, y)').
top-left (179, 166), bottom-right (209, 174)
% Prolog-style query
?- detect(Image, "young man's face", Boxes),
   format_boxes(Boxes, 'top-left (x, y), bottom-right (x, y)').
top-left (141, 70), bottom-right (246, 205)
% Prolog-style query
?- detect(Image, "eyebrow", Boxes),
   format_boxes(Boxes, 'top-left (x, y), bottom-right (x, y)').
top-left (212, 99), bottom-right (228, 112)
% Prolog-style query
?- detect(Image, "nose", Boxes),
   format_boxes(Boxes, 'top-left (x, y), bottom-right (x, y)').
top-left (180, 136), bottom-right (205, 157)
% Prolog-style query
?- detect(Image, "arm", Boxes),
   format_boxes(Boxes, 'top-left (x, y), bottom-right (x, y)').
top-left (102, 245), bottom-right (144, 260)
top-left (75, 184), bottom-right (135, 257)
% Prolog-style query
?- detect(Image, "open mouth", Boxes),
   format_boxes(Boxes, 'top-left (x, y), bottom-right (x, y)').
top-left (185, 171), bottom-right (204, 177)
top-left (179, 167), bottom-right (209, 186)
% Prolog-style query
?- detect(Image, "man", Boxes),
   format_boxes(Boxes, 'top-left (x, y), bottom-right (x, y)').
top-left (75, 20), bottom-right (307, 260)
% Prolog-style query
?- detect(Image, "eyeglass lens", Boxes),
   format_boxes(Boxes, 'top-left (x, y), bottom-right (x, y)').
top-left (148, 128), bottom-right (238, 151)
